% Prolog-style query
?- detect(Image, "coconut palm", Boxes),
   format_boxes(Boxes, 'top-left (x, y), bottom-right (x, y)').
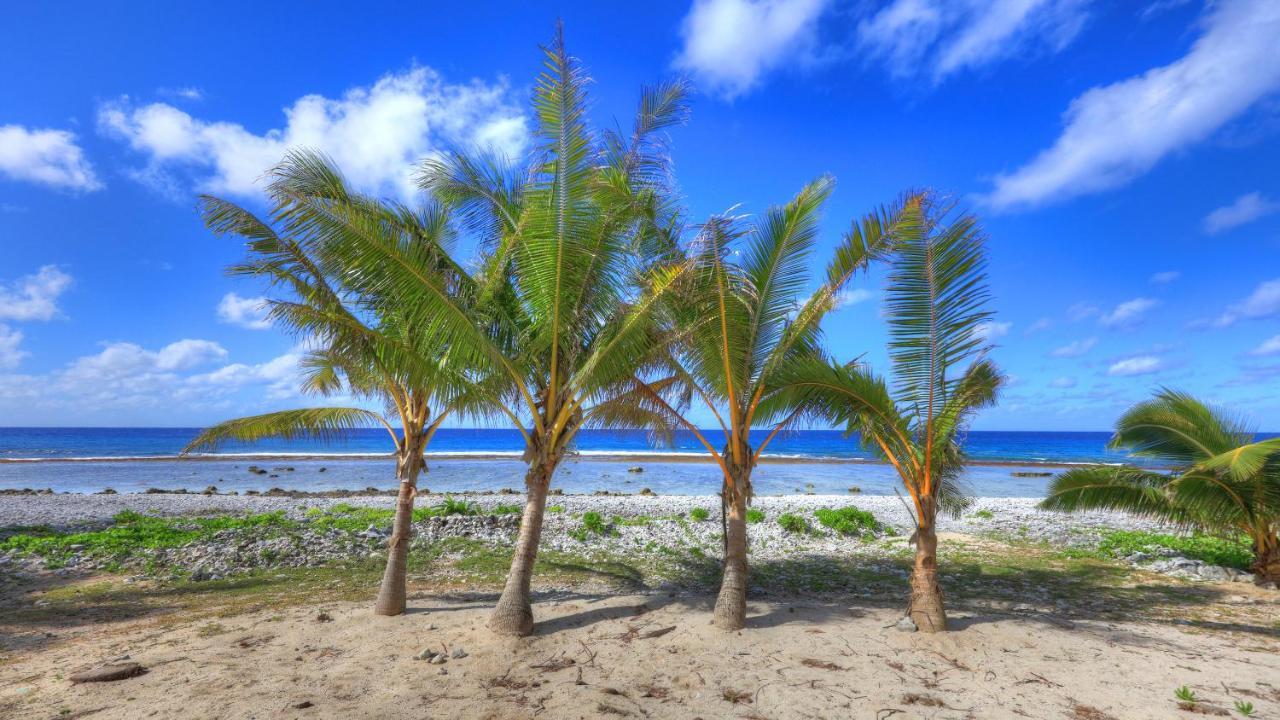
top-left (590, 186), bottom-right (910, 629)
top-left (363, 28), bottom-right (690, 635)
top-left (183, 152), bottom-right (493, 616)
top-left (1042, 390), bottom-right (1280, 584)
top-left (780, 195), bottom-right (1003, 632)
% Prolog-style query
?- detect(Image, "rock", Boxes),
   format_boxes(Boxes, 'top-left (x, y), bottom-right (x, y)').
top-left (1012, 603), bottom-right (1035, 612)
top-left (190, 566), bottom-right (212, 582)
top-left (316, 612), bottom-right (333, 623)
top-left (430, 654), bottom-right (448, 665)
top-left (69, 662), bottom-right (146, 683)
top-left (318, 467), bottom-right (326, 473)
top-left (451, 647), bottom-right (467, 659)
top-left (97, 488), bottom-right (117, 495)
top-left (847, 486), bottom-right (862, 494)
top-left (893, 616), bottom-right (917, 632)
top-left (627, 466), bottom-right (644, 473)
top-left (416, 649), bottom-right (436, 661)
top-left (202, 486), bottom-right (218, 495)
top-left (638, 488), bottom-right (655, 496)
top-left (438, 668), bottom-right (448, 675)
top-left (294, 701), bottom-right (314, 709)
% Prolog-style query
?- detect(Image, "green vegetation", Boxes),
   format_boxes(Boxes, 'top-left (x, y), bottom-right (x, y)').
top-left (1235, 701), bottom-right (1255, 717)
top-left (689, 507), bottom-right (710, 522)
top-left (569, 511), bottom-right (615, 542)
top-left (745, 508), bottom-right (765, 524)
top-left (546, 505), bottom-right (565, 514)
top-left (814, 506), bottom-right (889, 537)
top-left (1096, 530), bottom-right (1252, 570)
top-left (492, 504), bottom-right (522, 515)
top-left (778, 513), bottom-right (813, 534)
top-left (1174, 686), bottom-right (1197, 707)
top-left (971, 509), bottom-right (994, 520)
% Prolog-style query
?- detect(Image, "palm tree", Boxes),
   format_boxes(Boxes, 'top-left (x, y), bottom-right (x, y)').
top-left (183, 151), bottom-right (491, 616)
top-left (1042, 389), bottom-right (1280, 585)
top-left (781, 195), bottom-right (1003, 632)
top-left (590, 185), bottom-right (909, 630)
top-left (357, 28), bottom-right (690, 635)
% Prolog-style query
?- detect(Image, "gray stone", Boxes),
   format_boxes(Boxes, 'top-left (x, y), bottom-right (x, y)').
top-left (893, 616), bottom-right (917, 632)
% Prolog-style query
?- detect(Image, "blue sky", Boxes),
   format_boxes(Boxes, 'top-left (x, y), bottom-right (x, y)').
top-left (1, 0), bottom-right (1278, 430)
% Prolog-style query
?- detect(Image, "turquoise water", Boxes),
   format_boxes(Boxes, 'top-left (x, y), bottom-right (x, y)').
top-left (0, 427), bottom-right (1170, 497)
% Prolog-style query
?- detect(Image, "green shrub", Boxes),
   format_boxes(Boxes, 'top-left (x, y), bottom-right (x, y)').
top-left (491, 504), bottom-right (522, 515)
top-left (567, 511), bottom-right (615, 542)
top-left (778, 513), bottom-right (811, 534)
top-left (1097, 530), bottom-right (1252, 570)
top-left (547, 505), bottom-right (565, 514)
top-left (745, 508), bottom-right (765, 524)
top-left (689, 507), bottom-right (710, 522)
top-left (971, 509), bottom-right (994, 520)
top-left (814, 507), bottom-right (885, 537)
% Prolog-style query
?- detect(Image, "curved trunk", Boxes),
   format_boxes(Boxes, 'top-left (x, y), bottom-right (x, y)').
top-left (908, 516), bottom-right (946, 632)
top-left (713, 469), bottom-right (751, 631)
top-left (1251, 530), bottom-right (1280, 586)
top-left (490, 461), bottom-right (555, 636)
top-left (373, 435), bottom-right (424, 617)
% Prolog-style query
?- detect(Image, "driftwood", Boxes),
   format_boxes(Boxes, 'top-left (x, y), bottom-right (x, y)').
top-left (69, 663), bottom-right (146, 684)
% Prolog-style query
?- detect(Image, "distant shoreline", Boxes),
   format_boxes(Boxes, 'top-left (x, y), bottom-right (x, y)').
top-left (0, 450), bottom-right (1128, 469)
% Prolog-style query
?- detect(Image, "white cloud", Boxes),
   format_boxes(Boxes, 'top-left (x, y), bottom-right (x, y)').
top-left (858, 0), bottom-right (1090, 83)
top-left (1215, 278), bottom-right (1280, 327)
top-left (0, 265), bottom-right (73, 322)
top-left (99, 66), bottom-right (528, 199)
top-left (0, 125), bottom-right (102, 191)
top-left (217, 292), bottom-right (272, 330)
top-left (834, 287), bottom-right (874, 308)
top-left (1108, 355), bottom-right (1165, 376)
top-left (675, 0), bottom-right (829, 99)
top-left (985, 0), bottom-right (1280, 210)
top-left (1149, 270), bottom-right (1180, 284)
top-left (973, 320), bottom-right (1012, 341)
top-left (0, 325), bottom-right (27, 369)
top-left (1203, 192), bottom-right (1280, 234)
top-left (1099, 297), bottom-right (1159, 329)
top-left (1050, 337), bottom-right (1097, 357)
top-left (188, 351), bottom-right (303, 399)
top-left (1249, 335), bottom-right (1280, 357)
top-left (1049, 376), bottom-right (1077, 388)
top-left (1025, 317), bottom-right (1052, 334)
top-left (1066, 302), bottom-right (1099, 321)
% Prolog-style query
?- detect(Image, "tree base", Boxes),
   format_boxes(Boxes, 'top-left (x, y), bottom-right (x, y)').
top-left (489, 595), bottom-right (534, 636)
top-left (712, 586), bottom-right (746, 631)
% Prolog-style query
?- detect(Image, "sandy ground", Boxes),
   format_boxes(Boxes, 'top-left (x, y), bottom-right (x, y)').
top-left (3, 584), bottom-right (1278, 720)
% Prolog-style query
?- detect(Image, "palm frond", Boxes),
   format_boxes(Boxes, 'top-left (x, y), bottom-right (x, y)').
top-left (183, 408), bottom-right (392, 454)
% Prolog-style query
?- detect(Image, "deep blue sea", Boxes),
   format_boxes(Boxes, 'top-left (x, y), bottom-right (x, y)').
top-left (0, 427), bottom-right (1170, 497)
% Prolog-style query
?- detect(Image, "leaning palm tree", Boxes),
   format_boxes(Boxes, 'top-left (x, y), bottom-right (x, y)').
top-left (326, 28), bottom-right (692, 635)
top-left (1042, 390), bottom-right (1280, 585)
top-left (590, 184), bottom-right (910, 630)
top-left (782, 194), bottom-right (1003, 632)
top-left (183, 152), bottom-right (492, 616)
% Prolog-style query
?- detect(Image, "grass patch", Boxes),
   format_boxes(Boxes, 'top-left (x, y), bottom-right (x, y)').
top-left (568, 511), bottom-right (616, 541)
top-left (746, 508), bottom-right (765, 524)
top-left (547, 505), bottom-right (565, 514)
top-left (1095, 530), bottom-right (1252, 570)
top-left (777, 513), bottom-right (813, 534)
top-left (971, 509), bottom-right (994, 520)
top-left (689, 507), bottom-right (710, 522)
top-left (813, 507), bottom-right (890, 538)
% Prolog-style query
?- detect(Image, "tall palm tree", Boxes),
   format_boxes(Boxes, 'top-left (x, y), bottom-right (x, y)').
top-left (335, 28), bottom-right (689, 636)
top-left (183, 151), bottom-right (492, 616)
top-left (590, 185), bottom-right (909, 630)
top-left (782, 195), bottom-right (1003, 632)
top-left (1042, 390), bottom-right (1280, 585)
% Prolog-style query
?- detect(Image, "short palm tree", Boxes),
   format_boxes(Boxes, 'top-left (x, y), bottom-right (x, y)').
top-left (352, 28), bottom-right (689, 635)
top-left (782, 195), bottom-right (1003, 632)
top-left (1042, 390), bottom-right (1280, 584)
top-left (183, 151), bottom-right (491, 616)
top-left (591, 184), bottom-right (910, 629)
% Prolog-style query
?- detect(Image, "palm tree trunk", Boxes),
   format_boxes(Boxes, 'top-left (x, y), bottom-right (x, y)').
top-left (908, 517), bottom-right (947, 632)
top-left (373, 435), bottom-right (423, 616)
top-left (490, 460), bottom-right (555, 636)
top-left (1252, 529), bottom-right (1280, 585)
top-left (713, 471), bottom-right (751, 630)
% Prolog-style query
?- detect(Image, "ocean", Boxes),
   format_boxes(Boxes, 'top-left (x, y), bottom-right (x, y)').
top-left (0, 427), bottom-right (1172, 497)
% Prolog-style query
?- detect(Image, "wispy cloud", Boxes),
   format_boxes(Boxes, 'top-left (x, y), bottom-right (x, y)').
top-left (0, 266), bottom-right (73, 322)
top-left (1107, 355), bottom-right (1165, 376)
top-left (985, 0), bottom-right (1280, 210)
top-left (1203, 192), bottom-right (1280, 234)
top-left (833, 287), bottom-right (874, 309)
top-left (674, 0), bottom-right (829, 99)
top-left (1098, 297), bottom-right (1158, 329)
top-left (0, 325), bottom-right (27, 369)
top-left (1049, 376), bottom-right (1077, 388)
top-left (972, 320), bottom-right (1012, 342)
top-left (0, 125), bottom-right (102, 191)
top-left (1214, 278), bottom-right (1280, 327)
top-left (1050, 337), bottom-right (1097, 358)
top-left (1249, 335), bottom-right (1280, 356)
top-left (1025, 317), bottom-right (1052, 334)
top-left (99, 66), bottom-right (527, 199)
top-left (857, 0), bottom-right (1090, 83)
top-left (1149, 270), bottom-right (1180, 285)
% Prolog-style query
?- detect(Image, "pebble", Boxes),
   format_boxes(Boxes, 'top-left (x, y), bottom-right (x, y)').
top-left (893, 616), bottom-right (917, 632)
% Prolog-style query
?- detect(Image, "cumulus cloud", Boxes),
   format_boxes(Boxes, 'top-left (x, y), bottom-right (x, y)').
top-left (0, 125), bottom-right (102, 191)
top-left (857, 0), bottom-right (1089, 83)
top-left (1050, 337), bottom-right (1097, 358)
top-left (1249, 335), bottom-right (1280, 357)
top-left (674, 0), bottom-right (829, 98)
top-left (99, 66), bottom-right (528, 199)
top-left (0, 265), bottom-right (73, 322)
top-left (1214, 278), bottom-right (1280, 327)
top-left (0, 325), bottom-right (27, 369)
top-left (1107, 355), bottom-right (1165, 376)
top-left (972, 320), bottom-right (1012, 342)
top-left (1149, 270), bottom-right (1180, 285)
top-left (985, 0), bottom-right (1280, 210)
top-left (217, 292), bottom-right (272, 330)
top-left (1098, 297), bottom-right (1158, 329)
top-left (1203, 192), bottom-right (1280, 234)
